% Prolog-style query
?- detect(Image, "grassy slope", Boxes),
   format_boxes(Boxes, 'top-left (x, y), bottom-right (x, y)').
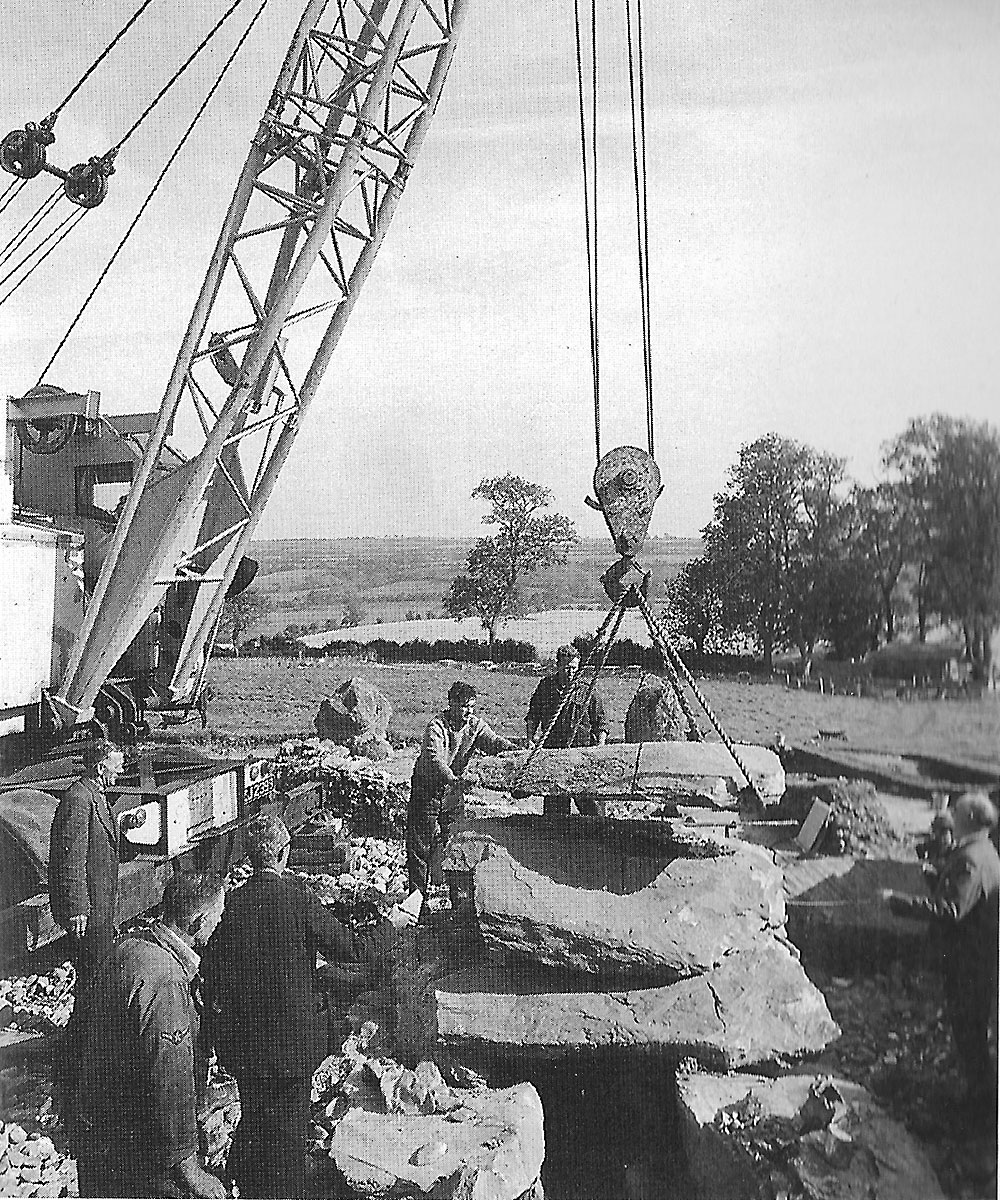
top-left (194, 658), bottom-right (1000, 771)
top-left (245, 536), bottom-right (702, 635)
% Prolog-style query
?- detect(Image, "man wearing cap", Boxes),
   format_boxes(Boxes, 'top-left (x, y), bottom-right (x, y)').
top-left (526, 644), bottom-right (608, 816)
top-left (886, 791), bottom-right (1000, 1119)
top-left (49, 738), bottom-right (125, 1006)
top-left (407, 681), bottom-right (516, 894)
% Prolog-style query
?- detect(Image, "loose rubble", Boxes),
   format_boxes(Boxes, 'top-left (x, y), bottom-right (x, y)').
top-left (0, 968), bottom-right (74, 1037)
top-left (0, 1124), bottom-right (76, 1199)
top-left (272, 738), bottom-right (412, 835)
top-left (778, 779), bottom-right (910, 858)
top-left (676, 1069), bottom-right (944, 1200)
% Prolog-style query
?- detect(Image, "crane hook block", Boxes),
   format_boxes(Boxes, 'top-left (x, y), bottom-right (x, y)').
top-left (0, 121), bottom-right (55, 179)
top-left (592, 446), bottom-right (663, 558)
top-left (64, 154), bottom-right (115, 209)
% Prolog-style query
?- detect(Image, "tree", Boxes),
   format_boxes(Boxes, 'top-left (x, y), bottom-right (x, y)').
top-left (444, 474), bottom-right (578, 649)
top-left (668, 557), bottom-right (723, 659)
top-left (701, 435), bottom-right (810, 671)
top-left (221, 587), bottom-right (269, 655)
top-left (885, 415), bottom-right (1000, 680)
top-left (851, 482), bottom-right (913, 644)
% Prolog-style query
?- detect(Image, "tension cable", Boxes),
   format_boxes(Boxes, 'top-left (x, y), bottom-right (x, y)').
top-left (35, 0), bottom-right (271, 382)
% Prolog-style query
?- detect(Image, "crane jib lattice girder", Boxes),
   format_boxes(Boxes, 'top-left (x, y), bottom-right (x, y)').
top-left (53, 0), bottom-right (472, 720)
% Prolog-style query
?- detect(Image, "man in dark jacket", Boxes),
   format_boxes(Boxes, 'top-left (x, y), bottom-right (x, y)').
top-left (48, 738), bottom-right (124, 1003)
top-left (74, 870), bottom-right (227, 1198)
top-left (526, 644), bottom-right (608, 816)
top-left (887, 790), bottom-right (1000, 1118)
top-left (202, 814), bottom-right (399, 1199)
top-left (407, 680), bottom-right (516, 894)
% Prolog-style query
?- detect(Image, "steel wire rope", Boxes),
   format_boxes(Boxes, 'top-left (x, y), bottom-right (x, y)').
top-left (0, 184), bottom-right (64, 265)
top-left (0, 208), bottom-right (87, 308)
top-left (636, 589), bottom-right (764, 805)
top-left (0, 177), bottom-right (28, 219)
top-left (48, 0), bottom-right (161, 121)
top-left (510, 596), bottom-right (627, 792)
top-left (624, 0), bottom-right (654, 458)
top-left (563, 599), bottom-right (626, 749)
top-left (573, 0), bottom-right (601, 463)
top-left (35, 0), bottom-right (272, 387)
top-left (108, 0), bottom-right (256, 156)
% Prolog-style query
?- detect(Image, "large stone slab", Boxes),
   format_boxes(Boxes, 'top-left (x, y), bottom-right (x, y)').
top-left (435, 938), bottom-right (838, 1070)
top-left (473, 842), bottom-right (785, 979)
top-left (329, 1082), bottom-right (544, 1200)
top-left (474, 743), bottom-right (784, 806)
top-left (676, 1070), bottom-right (944, 1200)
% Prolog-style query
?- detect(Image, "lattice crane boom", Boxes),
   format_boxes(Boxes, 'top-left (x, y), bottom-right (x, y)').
top-left (52, 0), bottom-right (471, 726)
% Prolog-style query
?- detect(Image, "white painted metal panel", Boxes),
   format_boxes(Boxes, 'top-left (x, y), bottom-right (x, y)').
top-left (0, 525), bottom-right (58, 709)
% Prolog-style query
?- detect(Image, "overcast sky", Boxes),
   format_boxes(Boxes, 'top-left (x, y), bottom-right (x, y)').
top-left (1, 0), bottom-right (998, 541)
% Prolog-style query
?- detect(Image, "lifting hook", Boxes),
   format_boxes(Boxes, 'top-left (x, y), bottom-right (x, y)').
top-left (586, 445), bottom-right (663, 607)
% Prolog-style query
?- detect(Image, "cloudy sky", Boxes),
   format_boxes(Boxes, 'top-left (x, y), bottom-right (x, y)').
top-left (1, 0), bottom-right (998, 541)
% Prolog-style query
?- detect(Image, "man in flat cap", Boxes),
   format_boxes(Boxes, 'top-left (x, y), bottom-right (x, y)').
top-left (526, 644), bottom-right (608, 816)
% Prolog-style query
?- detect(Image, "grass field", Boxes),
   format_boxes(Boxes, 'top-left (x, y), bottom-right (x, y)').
top-left (192, 658), bottom-right (1000, 772)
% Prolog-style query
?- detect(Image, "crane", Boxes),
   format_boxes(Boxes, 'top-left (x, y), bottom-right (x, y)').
top-left (19, 0), bottom-right (472, 733)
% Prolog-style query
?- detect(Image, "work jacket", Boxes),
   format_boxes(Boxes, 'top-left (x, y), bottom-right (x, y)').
top-left (48, 775), bottom-right (119, 931)
top-left (895, 829), bottom-right (1000, 971)
top-left (410, 713), bottom-right (513, 809)
top-left (202, 871), bottom-right (369, 1079)
top-left (526, 673), bottom-right (607, 748)
top-left (74, 922), bottom-right (204, 1180)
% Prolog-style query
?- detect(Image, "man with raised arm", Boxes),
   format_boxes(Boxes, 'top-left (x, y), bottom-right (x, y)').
top-left (407, 680), bottom-right (515, 894)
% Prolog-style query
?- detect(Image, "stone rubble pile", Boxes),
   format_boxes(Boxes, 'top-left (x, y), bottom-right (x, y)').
top-left (311, 1024), bottom-right (544, 1200)
top-left (0, 1124), bottom-right (76, 1199)
top-left (0, 968), bottom-right (74, 1036)
top-left (289, 836), bottom-right (409, 928)
top-left (780, 779), bottom-right (908, 858)
top-left (677, 1068), bottom-right (945, 1199)
top-left (273, 738), bottom-right (411, 835)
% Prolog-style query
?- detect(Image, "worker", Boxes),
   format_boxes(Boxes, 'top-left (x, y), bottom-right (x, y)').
top-left (48, 737), bottom-right (125, 1014)
top-left (201, 813), bottom-right (410, 1199)
top-left (526, 643), bottom-right (608, 816)
top-left (407, 680), bottom-right (516, 895)
top-left (72, 869), bottom-right (227, 1199)
top-left (885, 791), bottom-right (1000, 1120)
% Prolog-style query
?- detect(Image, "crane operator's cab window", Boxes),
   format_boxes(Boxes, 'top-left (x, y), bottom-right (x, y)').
top-left (75, 461), bottom-right (133, 525)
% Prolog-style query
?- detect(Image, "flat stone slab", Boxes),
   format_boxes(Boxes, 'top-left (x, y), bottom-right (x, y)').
top-left (475, 743), bottom-right (785, 806)
top-left (329, 1082), bottom-right (544, 1200)
top-left (676, 1070), bottom-right (944, 1200)
top-left (473, 841), bottom-right (785, 980)
top-left (435, 938), bottom-right (838, 1070)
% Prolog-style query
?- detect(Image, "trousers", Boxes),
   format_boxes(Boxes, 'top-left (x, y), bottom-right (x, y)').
top-left (228, 1072), bottom-right (309, 1199)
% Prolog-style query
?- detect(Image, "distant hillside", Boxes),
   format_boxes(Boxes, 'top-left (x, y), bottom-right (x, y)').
top-left (243, 535), bottom-right (702, 636)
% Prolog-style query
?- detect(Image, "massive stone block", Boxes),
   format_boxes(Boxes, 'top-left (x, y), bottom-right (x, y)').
top-left (675, 1070), bottom-right (944, 1200)
top-left (315, 677), bottom-right (392, 758)
top-left (473, 843), bottom-right (785, 979)
top-left (434, 937), bottom-right (838, 1070)
top-left (329, 1082), bottom-right (544, 1200)
top-left (474, 742), bottom-right (784, 806)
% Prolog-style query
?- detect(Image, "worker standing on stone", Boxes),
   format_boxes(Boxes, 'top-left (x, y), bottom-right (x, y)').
top-left (202, 813), bottom-right (406, 1199)
top-left (526, 643), bottom-right (608, 816)
top-left (73, 869), bottom-right (227, 1198)
top-left (48, 737), bottom-right (125, 1026)
top-left (885, 791), bottom-right (1000, 1121)
top-left (407, 681), bottom-right (516, 894)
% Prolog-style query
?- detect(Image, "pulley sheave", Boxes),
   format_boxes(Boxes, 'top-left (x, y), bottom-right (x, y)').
top-left (589, 445), bottom-right (662, 558)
